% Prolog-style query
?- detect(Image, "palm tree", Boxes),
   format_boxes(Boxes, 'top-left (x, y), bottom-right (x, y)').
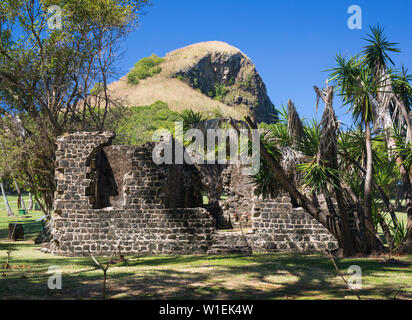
top-left (362, 25), bottom-right (412, 252)
top-left (329, 56), bottom-right (378, 252)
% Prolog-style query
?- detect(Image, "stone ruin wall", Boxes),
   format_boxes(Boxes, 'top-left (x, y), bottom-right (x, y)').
top-left (50, 133), bottom-right (214, 256)
top-left (204, 165), bottom-right (337, 252)
top-left (249, 196), bottom-right (337, 252)
top-left (49, 132), bottom-right (337, 257)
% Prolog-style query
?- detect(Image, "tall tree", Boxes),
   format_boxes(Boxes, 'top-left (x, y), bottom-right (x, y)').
top-left (245, 26), bottom-right (412, 256)
top-left (361, 25), bottom-right (412, 252)
top-left (0, 0), bottom-right (151, 214)
top-left (330, 59), bottom-right (378, 252)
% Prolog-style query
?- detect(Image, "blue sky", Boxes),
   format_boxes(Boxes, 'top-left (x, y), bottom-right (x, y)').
top-left (118, 0), bottom-right (412, 126)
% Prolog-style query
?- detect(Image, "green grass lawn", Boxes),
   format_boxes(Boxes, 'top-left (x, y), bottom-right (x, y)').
top-left (0, 196), bottom-right (411, 300)
top-left (0, 195), bottom-right (44, 240)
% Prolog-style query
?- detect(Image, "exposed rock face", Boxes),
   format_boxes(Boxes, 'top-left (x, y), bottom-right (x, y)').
top-left (174, 47), bottom-right (276, 123)
top-left (107, 41), bottom-right (277, 122)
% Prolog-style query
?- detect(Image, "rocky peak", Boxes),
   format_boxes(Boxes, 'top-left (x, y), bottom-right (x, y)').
top-left (171, 42), bottom-right (277, 123)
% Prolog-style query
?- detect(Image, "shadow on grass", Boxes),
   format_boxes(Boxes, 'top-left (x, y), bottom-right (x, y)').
top-left (1, 252), bottom-right (411, 300)
top-left (0, 219), bottom-right (42, 241)
top-left (94, 253), bottom-right (412, 300)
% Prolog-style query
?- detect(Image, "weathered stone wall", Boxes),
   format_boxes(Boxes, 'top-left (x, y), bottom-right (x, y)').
top-left (247, 196), bottom-right (338, 252)
top-left (220, 164), bottom-right (254, 228)
top-left (51, 208), bottom-right (214, 256)
top-left (50, 131), bottom-right (338, 256)
top-left (50, 132), bottom-right (212, 256)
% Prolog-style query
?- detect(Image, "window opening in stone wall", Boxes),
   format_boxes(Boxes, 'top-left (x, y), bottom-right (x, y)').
top-left (85, 149), bottom-right (119, 209)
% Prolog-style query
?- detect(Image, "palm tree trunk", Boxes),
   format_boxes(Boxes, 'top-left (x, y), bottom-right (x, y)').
top-left (0, 180), bottom-right (13, 216)
top-left (374, 90), bottom-right (411, 251)
top-left (241, 116), bottom-right (357, 254)
top-left (364, 122), bottom-right (377, 252)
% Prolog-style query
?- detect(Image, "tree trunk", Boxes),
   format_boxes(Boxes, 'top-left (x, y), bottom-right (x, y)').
top-left (363, 122), bottom-right (377, 253)
top-left (404, 166), bottom-right (412, 253)
top-left (395, 150), bottom-right (412, 253)
top-left (406, 208), bottom-right (412, 253)
top-left (28, 192), bottom-right (34, 211)
top-left (13, 179), bottom-right (26, 211)
top-left (377, 96), bottom-right (411, 250)
top-left (241, 116), bottom-right (362, 256)
top-left (0, 180), bottom-right (13, 216)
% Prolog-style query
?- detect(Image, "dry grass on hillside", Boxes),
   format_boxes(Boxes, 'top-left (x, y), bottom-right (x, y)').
top-left (107, 41), bottom-right (251, 119)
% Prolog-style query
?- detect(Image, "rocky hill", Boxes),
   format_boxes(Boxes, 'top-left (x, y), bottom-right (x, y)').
top-left (108, 41), bottom-right (277, 123)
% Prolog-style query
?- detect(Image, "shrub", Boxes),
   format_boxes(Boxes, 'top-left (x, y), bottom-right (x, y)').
top-left (127, 73), bottom-right (140, 85)
top-left (127, 54), bottom-right (164, 85)
top-left (238, 74), bottom-right (253, 90)
top-left (116, 101), bottom-right (181, 145)
top-left (179, 109), bottom-right (206, 129)
top-left (214, 84), bottom-right (228, 102)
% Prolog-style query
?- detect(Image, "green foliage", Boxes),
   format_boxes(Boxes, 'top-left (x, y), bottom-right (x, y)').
top-left (238, 75), bottom-right (253, 90)
top-left (116, 101), bottom-right (180, 145)
top-left (179, 109), bottom-right (207, 132)
top-left (250, 125), bottom-right (283, 198)
top-left (250, 158), bottom-right (282, 199)
top-left (213, 84), bottom-right (229, 102)
top-left (275, 105), bottom-right (289, 124)
top-left (90, 82), bottom-right (105, 95)
top-left (259, 122), bottom-right (291, 147)
top-left (329, 55), bottom-right (377, 124)
top-left (176, 74), bottom-right (184, 81)
top-left (392, 66), bottom-right (412, 106)
top-left (297, 160), bottom-right (340, 193)
top-left (392, 124), bottom-right (412, 170)
top-left (127, 54), bottom-right (164, 85)
top-left (373, 138), bottom-right (399, 194)
top-left (389, 220), bottom-right (408, 251)
top-left (338, 128), bottom-right (383, 169)
top-left (128, 75), bottom-right (140, 85)
top-left (0, 0), bottom-right (151, 213)
top-left (362, 24), bottom-right (400, 71)
top-left (296, 120), bottom-right (320, 157)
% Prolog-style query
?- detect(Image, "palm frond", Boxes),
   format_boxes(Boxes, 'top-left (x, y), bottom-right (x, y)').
top-left (362, 24), bottom-right (400, 73)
